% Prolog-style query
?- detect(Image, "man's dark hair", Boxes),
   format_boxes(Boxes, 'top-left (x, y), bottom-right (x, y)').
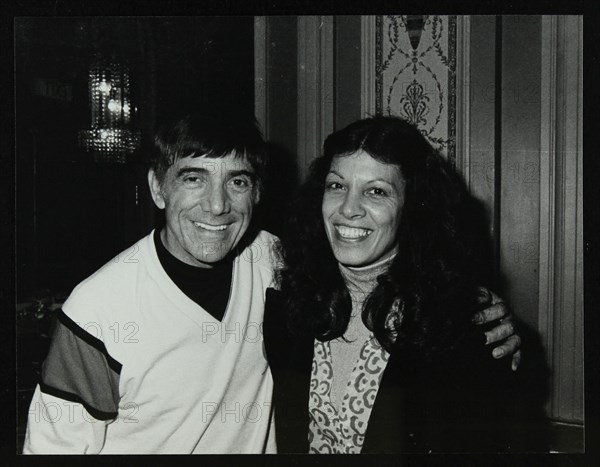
top-left (150, 112), bottom-right (267, 194)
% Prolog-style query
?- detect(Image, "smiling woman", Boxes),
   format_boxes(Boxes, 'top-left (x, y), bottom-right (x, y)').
top-left (322, 150), bottom-right (405, 268)
top-left (264, 116), bottom-right (549, 453)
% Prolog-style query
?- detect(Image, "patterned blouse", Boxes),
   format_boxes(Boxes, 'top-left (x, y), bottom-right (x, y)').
top-left (308, 335), bottom-right (390, 453)
top-left (308, 253), bottom-right (398, 454)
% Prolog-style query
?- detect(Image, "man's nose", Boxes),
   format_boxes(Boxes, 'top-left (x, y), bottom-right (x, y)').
top-left (202, 183), bottom-right (230, 215)
top-left (339, 190), bottom-right (365, 219)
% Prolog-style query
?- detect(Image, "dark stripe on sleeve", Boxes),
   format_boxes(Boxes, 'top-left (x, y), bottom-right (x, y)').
top-left (40, 312), bottom-right (123, 418)
top-left (56, 309), bottom-right (122, 374)
top-left (39, 382), bottom-right (118, 421)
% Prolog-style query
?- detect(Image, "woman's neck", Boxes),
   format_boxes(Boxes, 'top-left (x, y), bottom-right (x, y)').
top-left (338, 252), bottom-right (397, 300)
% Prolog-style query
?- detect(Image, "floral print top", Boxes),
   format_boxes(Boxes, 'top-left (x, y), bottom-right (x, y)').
top-left (308, 335), bottom-right (390, 454)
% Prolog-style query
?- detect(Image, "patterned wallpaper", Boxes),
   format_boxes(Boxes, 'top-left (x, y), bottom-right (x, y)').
top-left (376, 15), bottom-right (457, 163)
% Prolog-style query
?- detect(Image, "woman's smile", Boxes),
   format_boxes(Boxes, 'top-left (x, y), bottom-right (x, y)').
top-left (333, 224), bottom-right (373, 240)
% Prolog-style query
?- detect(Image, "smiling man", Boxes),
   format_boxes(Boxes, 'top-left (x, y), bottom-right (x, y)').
top-left (23, 112), bottom-right (520, 454)
top-left (23, 113), bottom-right (278, 453)
top-left (149, 145), bottom-right (259, 269)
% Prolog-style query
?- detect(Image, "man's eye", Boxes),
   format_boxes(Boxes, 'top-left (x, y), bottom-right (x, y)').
top-left (183, 176), bottom-right (201, 184)
top-left (230, 178), bottom-right (251, 191)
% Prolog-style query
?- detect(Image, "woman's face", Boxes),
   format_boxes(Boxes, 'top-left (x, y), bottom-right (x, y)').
top-left (322, 149), bottom-right (406, 268)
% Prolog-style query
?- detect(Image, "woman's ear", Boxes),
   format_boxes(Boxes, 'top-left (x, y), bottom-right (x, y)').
top-left (148, 169), bottom-right (166, 209)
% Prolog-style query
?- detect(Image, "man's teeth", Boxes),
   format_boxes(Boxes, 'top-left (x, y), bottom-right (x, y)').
top-left (193, 221), bottom-right (227, 231)
top-left (335, 226), bottom-right (372, 239)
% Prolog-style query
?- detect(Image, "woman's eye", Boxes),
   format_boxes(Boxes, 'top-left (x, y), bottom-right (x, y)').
top-left (325, 181), bottom-right (344, 191)
top-left (367, 187), bottom-right (387, 197)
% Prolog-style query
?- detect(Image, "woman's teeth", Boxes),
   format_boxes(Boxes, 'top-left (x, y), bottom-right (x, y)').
top-left (335, 225), bottom-right (372, 239)
top-left (193, 221), bottom-right (227, 231)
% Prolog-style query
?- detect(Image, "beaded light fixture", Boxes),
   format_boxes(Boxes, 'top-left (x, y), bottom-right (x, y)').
top-left (78, 54), bottom-right (140, 163)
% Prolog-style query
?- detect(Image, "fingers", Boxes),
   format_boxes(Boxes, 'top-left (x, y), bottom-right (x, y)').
top-left (488, 289), bottom-right (504, 305)
top-left (476, 287), bottom-right (504, 305)
top-left (475, 288), bottom-right (521, 369)
top-left (485, 321), bottom-right (516, 345)
top-left (511, 349), bottom-right (522, 372)
top-left (491, 334), bottom-right (521, 360)
top-left (472, 302), bottom-right (509, 325)
top-left (476, 287), bottom-right (492, 305)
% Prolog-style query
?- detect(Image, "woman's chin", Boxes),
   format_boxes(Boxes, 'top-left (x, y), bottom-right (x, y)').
top-left (333, 245), bottom-right (398, 269)
top-left (333, 251), bottom-right (373, 268)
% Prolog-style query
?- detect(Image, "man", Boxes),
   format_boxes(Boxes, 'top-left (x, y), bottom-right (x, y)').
top-left (23, 112), bottom-right (519, 454)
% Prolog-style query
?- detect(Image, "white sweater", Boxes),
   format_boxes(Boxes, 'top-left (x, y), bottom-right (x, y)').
top-left (24, 230), bottom-right (279, 454)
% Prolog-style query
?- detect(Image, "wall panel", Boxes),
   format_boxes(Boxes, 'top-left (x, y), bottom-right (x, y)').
top-left (375, 15), bottom-right (458, 162)
top-left (538, 15), bottom-right (584, 424)
top-left (499, 16), bottom-right (542, 330)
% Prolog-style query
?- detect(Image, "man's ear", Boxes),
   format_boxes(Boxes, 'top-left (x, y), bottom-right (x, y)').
top-left (148, 169), bottom-right (166, 209)
top-left (253, 185), bottom-right (261, 205)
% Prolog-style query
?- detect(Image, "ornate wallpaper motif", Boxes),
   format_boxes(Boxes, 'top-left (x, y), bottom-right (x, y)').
top-left (376, 15), bottom-right (457, 162)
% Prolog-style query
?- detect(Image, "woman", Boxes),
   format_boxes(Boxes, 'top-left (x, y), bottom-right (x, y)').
top-left (263, 116), bottom-right (547, 453)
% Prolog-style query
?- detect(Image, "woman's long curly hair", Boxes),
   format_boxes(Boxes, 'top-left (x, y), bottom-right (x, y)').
top-left (276, 116), bottom-right (492, 358)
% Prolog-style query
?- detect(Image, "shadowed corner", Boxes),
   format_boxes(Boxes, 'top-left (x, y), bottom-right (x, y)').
top-left (469, 196), bottom-right (553, 451)
top-left (453, 164), bottom-right (553, 451)
top-left (506, 316), bottom-right (553, 451)
top-left (253, 142), bottom-right (300, 239)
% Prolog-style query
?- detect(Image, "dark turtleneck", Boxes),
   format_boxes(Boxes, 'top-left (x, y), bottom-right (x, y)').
top-left (153, 229), bottom-right (233, 321)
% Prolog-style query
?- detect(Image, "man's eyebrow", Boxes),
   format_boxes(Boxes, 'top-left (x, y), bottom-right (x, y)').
top-left (227, 169), bottom-right (256, 179)
top-left (175, 167), bottom-right (257, 180)
top-left (175, 167), bottom-right (211, 178)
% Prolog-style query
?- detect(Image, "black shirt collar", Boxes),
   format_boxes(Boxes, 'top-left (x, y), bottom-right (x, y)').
top-left (153, 228), bottom-right (233, 277)
top-left (153, 229), bottom-right (234, 321)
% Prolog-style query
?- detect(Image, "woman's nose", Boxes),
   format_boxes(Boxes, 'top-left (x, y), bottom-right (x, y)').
top-left (339, 190), bottom-right (365, 218)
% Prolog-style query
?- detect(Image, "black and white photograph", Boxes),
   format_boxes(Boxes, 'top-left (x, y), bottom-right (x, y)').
top-left (13, 14), bottom-right (585, 457)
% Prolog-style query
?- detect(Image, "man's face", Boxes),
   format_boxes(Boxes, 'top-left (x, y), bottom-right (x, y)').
top-left (149, 152), bottom-right (259, 267)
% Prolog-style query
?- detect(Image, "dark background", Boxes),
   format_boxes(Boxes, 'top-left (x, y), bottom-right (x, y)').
top-left (15, 17), bottom-right (256, 299)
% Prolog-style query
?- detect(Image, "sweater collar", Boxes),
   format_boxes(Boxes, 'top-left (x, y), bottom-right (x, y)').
top-left (153, 228), bottom-right (233, 278)
top-left (338, 252), bottom-right (397, 299)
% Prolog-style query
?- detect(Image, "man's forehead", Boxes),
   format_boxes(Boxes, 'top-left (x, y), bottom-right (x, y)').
top-left (172, 152), bottom-right (254, 172)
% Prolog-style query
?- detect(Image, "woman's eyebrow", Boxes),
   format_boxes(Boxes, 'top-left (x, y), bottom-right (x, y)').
top-left (327, 171), bottom-right (395, 186)
top-left (370, 178), bottom-right (395, 186)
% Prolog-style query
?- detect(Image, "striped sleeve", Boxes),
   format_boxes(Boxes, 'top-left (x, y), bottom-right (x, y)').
top-left (23, 309), bottom-right (122, 454)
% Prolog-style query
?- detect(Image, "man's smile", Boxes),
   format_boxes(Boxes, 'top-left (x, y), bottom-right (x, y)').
top-left (192, 221), bottom-right (229, 232)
